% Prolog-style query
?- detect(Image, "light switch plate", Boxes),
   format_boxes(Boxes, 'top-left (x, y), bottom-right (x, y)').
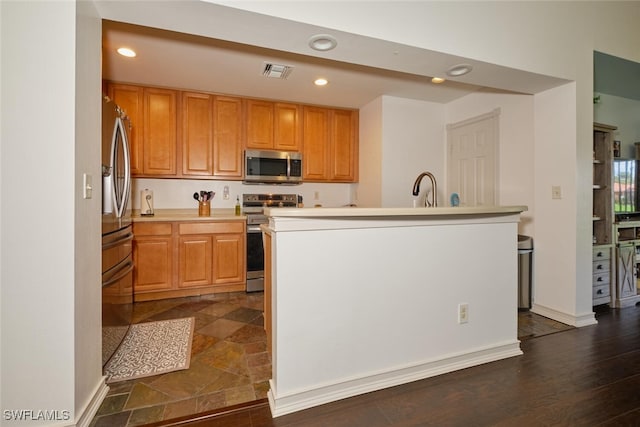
top-left (552, 185), bottom-right (562, 199)
top-left (83, 173), bottom-right (92, 199)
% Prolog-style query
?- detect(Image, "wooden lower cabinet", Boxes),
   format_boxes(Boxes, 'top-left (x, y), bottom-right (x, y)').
top-left (133, 220), bottom-right (246, 301)
top-left (213, 234), bottom-right (245, 284)
top-left (179, 236), bottom-right (213, 288)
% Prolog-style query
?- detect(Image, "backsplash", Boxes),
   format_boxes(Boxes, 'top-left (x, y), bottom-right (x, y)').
top-left (132, 178), bottom-right (356, 211)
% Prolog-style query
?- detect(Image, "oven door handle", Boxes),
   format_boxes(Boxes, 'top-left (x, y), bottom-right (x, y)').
top-left (247, 225), bottom-right (263, 233)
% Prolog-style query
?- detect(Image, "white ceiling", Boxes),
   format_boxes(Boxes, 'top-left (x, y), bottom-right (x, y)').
top-left (102, 20), bottom-right (570, 109)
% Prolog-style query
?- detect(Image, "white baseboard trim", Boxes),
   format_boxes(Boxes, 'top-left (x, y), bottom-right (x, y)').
top-left (73, 377), bottom-right (109, 427)
top-left (268, 341), bottom-right (522, 417)
top-left (531, 303), bottom-right (597, 328)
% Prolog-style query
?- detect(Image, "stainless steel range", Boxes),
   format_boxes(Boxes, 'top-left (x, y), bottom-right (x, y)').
top-left (244, 193), bottom-right (298, 292)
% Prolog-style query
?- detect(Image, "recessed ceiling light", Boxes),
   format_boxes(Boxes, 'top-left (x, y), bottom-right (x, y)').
top-left (314, 78), bottom-right (328, 86)
top-left (308, 34), bottom-right (338, 52)
top-left (446, 64), bottom-right (473, 77)
top-left (117, 47), bottom-right (136, 58)
top-left (431, 77), bottom-right (445, 84)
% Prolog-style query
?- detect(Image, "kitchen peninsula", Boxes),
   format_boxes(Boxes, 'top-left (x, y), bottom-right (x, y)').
top-left (262, 205), bottom-right (527, 417)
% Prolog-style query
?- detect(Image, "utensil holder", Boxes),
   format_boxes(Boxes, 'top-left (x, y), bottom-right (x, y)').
top-left (198, 201), bottom-right (211, 217)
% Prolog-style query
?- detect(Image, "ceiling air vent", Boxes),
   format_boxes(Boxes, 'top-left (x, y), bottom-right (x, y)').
top-left (262, 62), bottom-right (294, 79)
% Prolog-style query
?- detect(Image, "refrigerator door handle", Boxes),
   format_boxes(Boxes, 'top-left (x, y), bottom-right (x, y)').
top-left (110, 115), bottom-right (131, 218)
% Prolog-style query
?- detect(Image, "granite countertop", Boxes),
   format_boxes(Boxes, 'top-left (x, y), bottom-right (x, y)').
top-left (132, 208), bottom-right (246, 222)
top-left (263, 205), bottom-right (528, 218)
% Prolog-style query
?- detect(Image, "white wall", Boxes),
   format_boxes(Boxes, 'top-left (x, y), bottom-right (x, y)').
top-left (594, 94), bottom-right (640, 158)
top-left (74, 0), bottom-right (105, 420)
top-left (357, 96), bottom-right (444, 208)
top-left (1, 1), bottom-right (77, 422)
top-left (132, 179), bottom-right (354, 210)
top-left (357, 97), bottom-right (383, 207)
top-left (1, 1), bottom-right (105, 425)
top-left (381, 96), bottom-right (444, 208)
top-left (446, 91), bottom-right (535, 236)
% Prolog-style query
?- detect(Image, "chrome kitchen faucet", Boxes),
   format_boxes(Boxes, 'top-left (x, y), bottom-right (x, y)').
top-left (412, 172), bottom-right (438, 207)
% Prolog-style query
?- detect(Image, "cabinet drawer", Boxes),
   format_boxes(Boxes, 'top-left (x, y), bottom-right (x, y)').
top-left (133, 222), bottom-right (173, 236)
top-left (179, 221), bottom-right (244, 235)
top-left (593, 259), bottom-right (610, 273)
top-left (593, 284), bottom-right (610, 299)
top-left (593, 247), bottom-right (611, 261)
top-left (593, 271), bottom-right (610, 286)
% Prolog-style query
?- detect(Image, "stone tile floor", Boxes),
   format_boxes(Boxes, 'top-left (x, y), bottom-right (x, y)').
top-left (91, 291), bottom-right (269, 427)
top-left (91, 292), bottom-right (570, 427)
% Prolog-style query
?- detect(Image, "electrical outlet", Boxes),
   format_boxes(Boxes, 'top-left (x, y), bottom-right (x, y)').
top-left (552, 185), bottom-right (562, 199)
top-left (314, 191), bottom-right (320, 200)
top-left (458, 303), bottom-right (469, 324)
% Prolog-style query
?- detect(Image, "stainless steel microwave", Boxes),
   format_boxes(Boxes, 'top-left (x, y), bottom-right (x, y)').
top-left (244, 150), bottom-right (302, 184)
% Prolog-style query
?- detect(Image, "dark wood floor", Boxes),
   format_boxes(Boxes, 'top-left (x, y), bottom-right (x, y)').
top-left (145, 305), bottom-right (640, 427)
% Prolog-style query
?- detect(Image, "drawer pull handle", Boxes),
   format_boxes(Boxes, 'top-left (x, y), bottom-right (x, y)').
top-left (597, 252), bottom-right (603, 257)
top-left (597, 264), bottom-right (603, 270)
top-left (597, 277), bottom-right (603, 282)
top-left (597, 289), bottom-right (603, 295)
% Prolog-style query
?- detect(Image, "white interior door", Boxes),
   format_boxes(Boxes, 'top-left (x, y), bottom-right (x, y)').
top-left (446, 109), bottom-right (499, 207)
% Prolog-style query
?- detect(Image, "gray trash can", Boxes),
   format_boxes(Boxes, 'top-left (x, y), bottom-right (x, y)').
top-left (517, 235), bottom-right (534, 310)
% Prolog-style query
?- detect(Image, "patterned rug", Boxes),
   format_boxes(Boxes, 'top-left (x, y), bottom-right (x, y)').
top-left (104, 317), bottom-right (195, 384)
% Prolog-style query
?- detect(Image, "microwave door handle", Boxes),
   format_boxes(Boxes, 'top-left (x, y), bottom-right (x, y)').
top-left (287, 154), bottom-right (291, 178)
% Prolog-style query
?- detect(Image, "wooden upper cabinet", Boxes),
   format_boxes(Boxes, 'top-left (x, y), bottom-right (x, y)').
top-left (246, 99), bottom-right (301, 152)
top-left (105, 81), bottom-right (356, 182)
top-left (303, 106), bottom-right (330, 180)
top-left (303, 106), bottom-right (358, 182)
top-left (246, 100), bottom-right (274, 150)
top-left (182, 92), bottom-right (213, 176)
top-left (143, 87), bottom-right (177, 175)
top-left (213, 96), bottom-right (243, 177)
top-left (107, 83), bottom-right (144, 175)
top-left (274, 103), bottom-right (301, 151)
top-left (330, 109), bottom-right (359, 182)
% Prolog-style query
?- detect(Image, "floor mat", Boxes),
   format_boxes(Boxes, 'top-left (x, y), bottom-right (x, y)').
top-left (104, 317), bottom-right (194, 383)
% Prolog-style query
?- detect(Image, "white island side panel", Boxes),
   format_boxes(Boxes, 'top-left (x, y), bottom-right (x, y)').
top-left (268, 218), bottom-right (521, 415)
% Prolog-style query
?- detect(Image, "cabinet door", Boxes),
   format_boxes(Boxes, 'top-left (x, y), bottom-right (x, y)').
top-left (182, 92), bottom-right (213, 176)
top-left (212, 233), bottom-right (245, 285)
top-left (617, 244), bottom-right (637, 299)
top-left (133, 236), bottom-right (173, 292)
top-left (246, 99), bottom-right (274, 149)
top-left (213, 96), bottom-right (243, 177)
top-left (274, 103), bottom-right (301, 152)
top-left (330, 109), bottom-right (358, 181)
top-left (179, 235), bottom-right (212, 288)
top-left (107, 83), bottom-right (144, 175)
top-left (303, 106), bottom-right (330, 180)
top-left (143, 87), bottom-right (177, 175)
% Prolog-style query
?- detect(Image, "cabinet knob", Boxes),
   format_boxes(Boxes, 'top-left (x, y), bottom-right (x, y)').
top-left (597, 277), bottom-right (603, 282)
top-left (597, 289), bottom-right (603, 295)
top-left (597, 252), bottom-right (603, 257)
top-left (597, 264), bottom-right (603, 270)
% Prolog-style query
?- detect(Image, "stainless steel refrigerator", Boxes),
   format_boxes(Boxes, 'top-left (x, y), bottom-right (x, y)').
top-left (101, 96), bottom-right (133, 368)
